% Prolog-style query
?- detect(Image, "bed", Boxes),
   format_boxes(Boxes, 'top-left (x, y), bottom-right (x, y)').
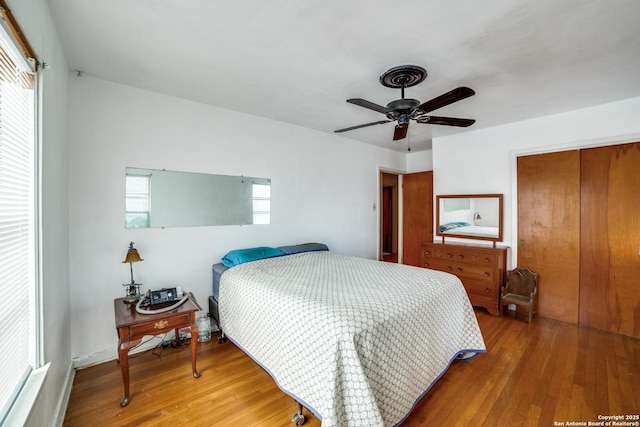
top-left (439, 223), bottom-right (500, 238)
top-left (210, 244), bottom-right (486, 426)
top-left (438, 208), bottom-right (500, 238)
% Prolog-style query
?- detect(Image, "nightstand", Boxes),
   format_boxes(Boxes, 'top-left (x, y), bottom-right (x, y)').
top-left (113, 297), bottom-right (201, 406)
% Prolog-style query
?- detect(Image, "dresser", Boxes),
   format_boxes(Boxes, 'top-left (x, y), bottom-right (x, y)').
top-left (420, 242), bottom-right (508, 316)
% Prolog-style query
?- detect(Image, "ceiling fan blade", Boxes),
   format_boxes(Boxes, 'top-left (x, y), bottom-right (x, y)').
top-left (416, 115), bottom-right (476, 127)
top-left (416, 87), bottom-right (475, 114)
top-left (334, 120), bottom-right (391, 133)
top-left (346, 98), bottom-right (391, 114)
top-left (393, 123), bottom-right (408, 140)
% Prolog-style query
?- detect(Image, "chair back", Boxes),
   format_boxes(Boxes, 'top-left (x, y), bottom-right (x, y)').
top-left (505, 267), bottom-right (538, 295)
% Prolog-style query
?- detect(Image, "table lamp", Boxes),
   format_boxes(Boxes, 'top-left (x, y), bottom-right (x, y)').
top-left (122, 242), bottom-right (143, 303)
top-left (473, 211), bottom-right (482, 226)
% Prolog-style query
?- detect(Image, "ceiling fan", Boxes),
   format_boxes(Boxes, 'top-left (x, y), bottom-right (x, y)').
top-left (335, 65), bottom-right (476, 141)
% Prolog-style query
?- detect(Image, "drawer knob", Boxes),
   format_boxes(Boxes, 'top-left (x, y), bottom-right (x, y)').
top-left (425, 250), bottom-right (431, 255)
top-left (458, 254), bottom-right (464, 259)
top-left (447, 253), bottom-right (453, 258)
top-left (457, 267), bottom-right (463, 272)
top-left (484, 271), bottom-right (490, 277)
top-left (447, 266), bottom-right (453, 271)
top-left (485, 288), bottom-right (491, 293)
top-left (154, 320), bottom-right (169, 329)
top-left (485, 257), bottom-right (491, 262)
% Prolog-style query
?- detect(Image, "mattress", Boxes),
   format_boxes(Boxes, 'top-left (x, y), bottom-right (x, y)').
top-left (211, 262), bottom-right (229, 302)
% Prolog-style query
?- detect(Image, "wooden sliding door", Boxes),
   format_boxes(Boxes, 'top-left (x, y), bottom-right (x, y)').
top-left (517, 150), bottom-right (581, 324)
top-left (580, 142), bottom-right (640, 337)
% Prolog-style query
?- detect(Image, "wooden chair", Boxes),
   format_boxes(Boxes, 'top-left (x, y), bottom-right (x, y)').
top-left (500, 267), bottom-right (538, 323)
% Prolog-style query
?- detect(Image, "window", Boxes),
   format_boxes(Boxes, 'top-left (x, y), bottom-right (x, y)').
top-left (0, 2), bottom-right (40, 423)
top-left (125, 174), bottom-right (150, 228)
top-left (252, 183), bottom-right (271, 224)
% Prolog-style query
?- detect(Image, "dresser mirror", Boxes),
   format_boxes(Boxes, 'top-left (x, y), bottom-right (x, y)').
top-left (436, 194), bottom-right (503, 242)
top-left (125, 167), bottom-right (271, 228)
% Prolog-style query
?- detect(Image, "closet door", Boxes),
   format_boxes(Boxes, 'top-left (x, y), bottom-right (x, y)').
top-left (402, 171), bottom-right (433, 266)
top-left (580, 142), bottom-right (640, 337)
top-left (517, 151), bottom-right (580, 324)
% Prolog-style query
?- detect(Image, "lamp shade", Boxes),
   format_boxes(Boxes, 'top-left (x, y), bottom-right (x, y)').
top-left (122, 242), bottom-right (143, 263)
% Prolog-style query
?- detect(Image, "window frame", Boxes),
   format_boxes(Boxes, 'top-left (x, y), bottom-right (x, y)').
top-left (125, 173), bottom-right (151, 228)
top-left (0, 1), bottom-right (47, 425)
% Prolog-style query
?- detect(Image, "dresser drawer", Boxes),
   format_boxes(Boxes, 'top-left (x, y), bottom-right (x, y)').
top-left (423, 258), bottom-right (495, 284)
top-left (422, 257), bottom-right (451, 271)
top-left (463, 279), bottom-right (498, 298)
top-left (452, 263), bottom-right (496, 284)
top-left (422, 245), bottom-right (447, 259)
top-left (129, 313), bottom-right (191, 338)
top-left (442, 248), bottom-right (499, 266)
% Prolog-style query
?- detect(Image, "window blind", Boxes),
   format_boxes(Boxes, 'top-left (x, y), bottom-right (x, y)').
top-left (125, 174), bottom-right (150, 228)
top-left (0, 21), bottom-right (36, 423)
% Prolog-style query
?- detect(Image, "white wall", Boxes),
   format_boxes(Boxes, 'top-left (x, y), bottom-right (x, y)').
top-left (406, 149), bottom-right (433, 173)
top-left (430, 96), bottom-right (640, 261)
top-left (8, 0), bottom-right (72, 425)
top-left (67, 75), bottom-right (406, 365)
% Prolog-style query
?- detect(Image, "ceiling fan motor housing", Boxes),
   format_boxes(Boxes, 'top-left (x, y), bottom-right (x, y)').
top-left (385, 98), bottom-right (422, 120)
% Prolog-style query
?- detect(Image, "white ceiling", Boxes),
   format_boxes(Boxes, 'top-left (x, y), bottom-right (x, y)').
top-left (46, 0), bottom-right (640, 152)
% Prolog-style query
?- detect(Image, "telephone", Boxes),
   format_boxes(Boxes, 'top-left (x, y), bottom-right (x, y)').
top-left (135, 287), bottom-right (191, 315)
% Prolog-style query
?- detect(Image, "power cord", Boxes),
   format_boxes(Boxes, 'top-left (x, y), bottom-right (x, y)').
top-left (152, 331), bottom-right (191, 357)
top-left (127, 333), bottom-right (168, 359)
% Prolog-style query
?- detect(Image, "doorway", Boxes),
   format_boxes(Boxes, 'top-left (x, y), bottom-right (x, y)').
top-left (380, 172), bottom-right (399, 262)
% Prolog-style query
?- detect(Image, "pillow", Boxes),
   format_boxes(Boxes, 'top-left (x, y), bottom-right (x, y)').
top-left (440, 222), bottom-right (471, 232)
top-left (277, 242), bottom-right (329, 255)
top-left (221, 246), bottom-right (284, 267)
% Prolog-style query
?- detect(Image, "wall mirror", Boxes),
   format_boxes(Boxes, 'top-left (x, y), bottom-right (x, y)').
top-left (436, 194), bottom-right (503, 243)
top-left (125, 167), bottom-right (271, 228)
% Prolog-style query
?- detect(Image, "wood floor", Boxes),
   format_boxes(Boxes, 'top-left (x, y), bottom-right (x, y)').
top-left (63, 310), bottom-right (640, 426)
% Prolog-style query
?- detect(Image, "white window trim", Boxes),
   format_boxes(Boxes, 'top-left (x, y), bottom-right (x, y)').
top-left (0, 1), bottom-right (46, 425)
top-left (2, 364), bottom-right (50, 426)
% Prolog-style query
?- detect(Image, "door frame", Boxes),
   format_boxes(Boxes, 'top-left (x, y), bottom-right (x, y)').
top-left (377, 167), bottom-right (404, 262)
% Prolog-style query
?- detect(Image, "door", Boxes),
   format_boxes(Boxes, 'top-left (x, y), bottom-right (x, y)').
top-left (579, 142), bottom-right (640, 337)
top-left (517, 151), bottom-right (581, 324)
top-left (402, 171), bottom-right (433, 267)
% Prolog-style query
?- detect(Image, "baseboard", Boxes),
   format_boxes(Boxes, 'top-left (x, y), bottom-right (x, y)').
top-left (72, 333), bottom-right (181, 369)
top-left (72, 347), bottom-right (118, 369)
top-left (53, 361), bottom-right (75, 427)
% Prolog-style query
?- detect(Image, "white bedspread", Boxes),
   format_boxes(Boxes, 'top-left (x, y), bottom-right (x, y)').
top-left (445, 225), bottom-right (499, 237)
top-left (219, 251), bottom-right (485, 426)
